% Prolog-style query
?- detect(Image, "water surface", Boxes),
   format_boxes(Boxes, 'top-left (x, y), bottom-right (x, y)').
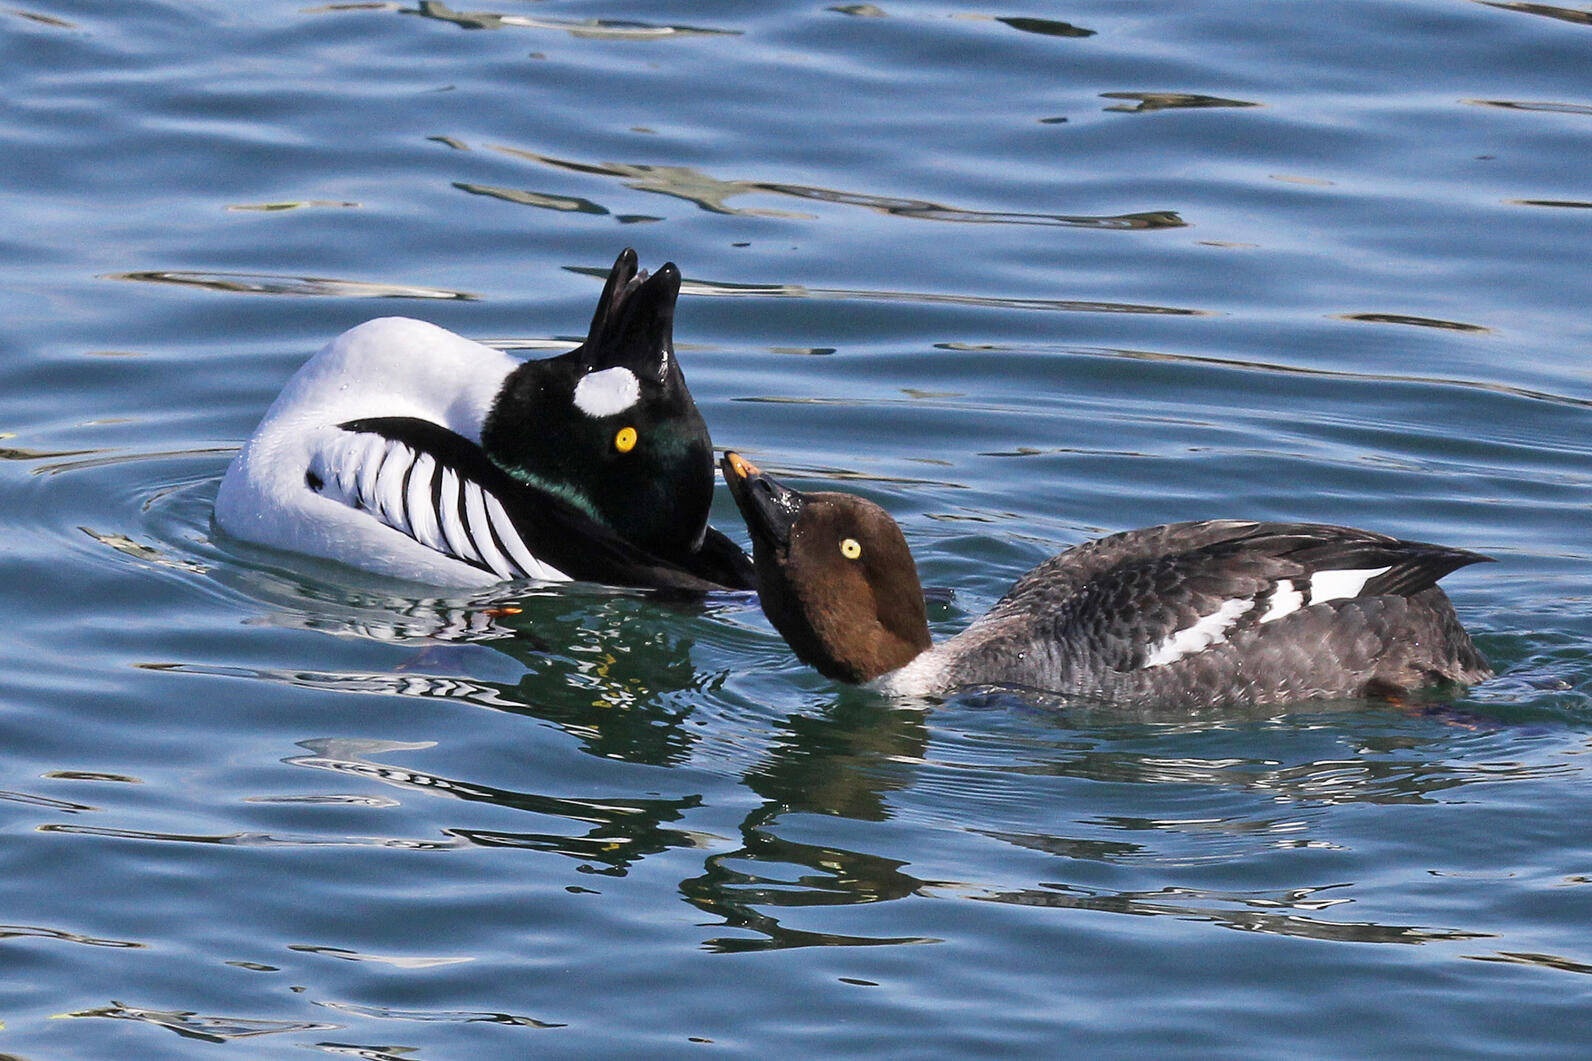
top-left (2, 1), bottom-right (1590, 1057)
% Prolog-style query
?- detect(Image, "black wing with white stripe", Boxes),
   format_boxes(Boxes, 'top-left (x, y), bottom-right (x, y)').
top-left (310, 416), bottom-right (747, 591)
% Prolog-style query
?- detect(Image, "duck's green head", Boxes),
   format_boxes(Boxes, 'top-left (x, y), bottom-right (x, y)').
top-left (481, 249), bottom-right (715, 560)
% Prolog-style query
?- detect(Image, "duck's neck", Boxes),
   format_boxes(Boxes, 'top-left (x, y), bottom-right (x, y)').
top-left (867, 643), bottom-right (947, 696)
top-left (770, 581), bottom-right (932, 686)
top-left (490, 461), bottom-right (605, 526)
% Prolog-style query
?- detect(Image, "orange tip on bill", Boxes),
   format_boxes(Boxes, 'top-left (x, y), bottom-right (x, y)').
top-left (724, 451), bottom-right (761, 480)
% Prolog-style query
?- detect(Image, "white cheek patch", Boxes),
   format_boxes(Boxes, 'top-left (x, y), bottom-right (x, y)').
top-left (1309, 565), bottom-right (1391, 603)
top-left (1142, 597), bottom-right (1253, 668)
top-left (572, 366), bottom-right (641, 420)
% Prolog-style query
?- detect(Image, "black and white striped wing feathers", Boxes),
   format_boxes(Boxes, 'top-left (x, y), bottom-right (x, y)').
top-left (303, 416), bottom-right (738, 591)
top-left (307, 421), bottom-right (566, 582)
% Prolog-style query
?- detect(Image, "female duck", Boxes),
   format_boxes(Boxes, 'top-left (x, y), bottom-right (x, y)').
top-left (216, 250), bottom-right (753, 591)
top-left (721, 453), bottom-right (1491, 708)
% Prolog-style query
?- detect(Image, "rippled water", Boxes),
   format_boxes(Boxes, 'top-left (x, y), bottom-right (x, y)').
top-left (4, 1), bottom-right (1591, 1057)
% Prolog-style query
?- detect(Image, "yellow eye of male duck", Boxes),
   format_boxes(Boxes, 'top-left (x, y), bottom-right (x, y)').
top-left (840, 537), bottom-right (862, 560)
top-left (614, 426), bottom-right (638, 453)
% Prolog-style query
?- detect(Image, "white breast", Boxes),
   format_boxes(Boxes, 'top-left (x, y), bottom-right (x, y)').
top-left (215, 318), bottom-right (550, 587)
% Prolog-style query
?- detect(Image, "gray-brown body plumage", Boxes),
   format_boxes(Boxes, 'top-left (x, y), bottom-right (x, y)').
top-left (722, 453), bottom-right (1491, 709)
top-left (879, 520), bottom-right (1491, 708)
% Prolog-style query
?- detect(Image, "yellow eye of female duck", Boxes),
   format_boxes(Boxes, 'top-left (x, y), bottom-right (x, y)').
top-left (614, 426), bottom-right (638, 453)
top-left (840, 537), bottom-right (862, 560)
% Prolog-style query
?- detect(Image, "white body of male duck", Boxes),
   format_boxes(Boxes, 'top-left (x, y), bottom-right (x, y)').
top-left (721, 453), bottom-right (1492, 709)
top-left (215, 250), bottom-right (754, 591)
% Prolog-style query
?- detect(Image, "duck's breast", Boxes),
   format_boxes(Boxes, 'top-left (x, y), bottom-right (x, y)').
top-left (215, 318), bottom-right (524, 585)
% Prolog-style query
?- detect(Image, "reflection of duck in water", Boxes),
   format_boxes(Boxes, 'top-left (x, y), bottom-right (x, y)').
top-left (216, 249), bottom-right (753, 591)
top-left (222, 570), bottom-right (740, 763)
top-left (722, 452), bottom-right (1492, 709)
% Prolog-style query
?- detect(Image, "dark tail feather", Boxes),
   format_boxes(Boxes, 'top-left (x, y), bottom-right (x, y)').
top-left (1362, 541), bottom-right (1493, 599)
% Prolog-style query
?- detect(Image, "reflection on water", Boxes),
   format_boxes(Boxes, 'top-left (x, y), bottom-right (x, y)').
top-left (475, 143), bottom-right (1186, 229)
top-left (164, 582), bottom-right (738, 766)
top-left (9, 8), bottom-right (73, 28)
top-left (758, 181), bottom-right (1183, 229)
top-left (929, 340), bottom-right (1592, 412)
top-left (40, 820), bottom-right (467, 850)
top-left (286, 737), bottom-right (707, 876)
top-left (689, 276), bottom-right (1200, 315)
top-left (1335, 312), bottom-right (1492, 333)
top-left (57, 1003), bottom-right (336, 1045)
top-left (1466, 98), bottom-right (1592, 115)
top-left (1478, 1), bottom-right (1592, 27)
top-left (993, 15), bottom-right (1095, 38)
top-left (1465, 950), bottom-right (1592, 976)
top-left (81, 526), bottom-right (208, 573)
top-left (456, 182), bottom-right (607, 217)
top-left (1100, 92), bottom-right (1262, 112)
top-left (188, 571), bottom-right (1569, 957)
top-left (60, 994), bottom-right (560, 1051)
top-left (317, 1000), bottom-right (563, 1030)
top-left (0, 924), bottom-right (140, 948)
top-left (0, 440), bottom-right (102, 462)
top-left (681, 696), bottom-right (940, 951)
top-left (405, 0), bottom-right (739, 39)
top-left (95, 452), bottom-right (1579, 958)
top-left (676, 694), bottom-right (1580, 950)
top-left (1510, 198), bottom-right (1592, 209)
top-left (972, 881), bottom-right (1494, 945)
top-left (224, 199), bottom-right (360, 212)
top-left (682, 828), bottom-right (940, 953)
top-left (686, 275), bottom-right (1200, 314)
top-left (103, 271), bottom-right (477, 300)
top-left (287, 944), bottom-right (472, 968)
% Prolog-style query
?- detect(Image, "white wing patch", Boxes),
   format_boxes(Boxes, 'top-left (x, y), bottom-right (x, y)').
top-left (1308, 565), bottom-right (1391, 602)
top-left (572, 366), bottom-right (641, 419)
top-left (1139, 563), bottom-right (1401, 669)
top-left (1142, 597), bottom-right (1252, 668)
top-left (307, 430), bottom-right (570, 583)
top-left (1258, 579), bottom-right (1304, 623)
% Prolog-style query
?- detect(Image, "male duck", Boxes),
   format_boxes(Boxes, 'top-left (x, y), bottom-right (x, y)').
top-left (215, 250), bottom-right (753, 591)
top-left (721, 453), bottom-right (1491, 708)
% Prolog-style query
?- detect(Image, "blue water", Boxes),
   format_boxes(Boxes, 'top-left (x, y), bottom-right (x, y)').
top-left (4, 1), bottom-right (1591, 1056)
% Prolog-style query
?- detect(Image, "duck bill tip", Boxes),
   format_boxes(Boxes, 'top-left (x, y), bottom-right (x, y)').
top-left (722, 451), bottom-right (761, 483)
top-left (720, 453), bottom-right (803, 551)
